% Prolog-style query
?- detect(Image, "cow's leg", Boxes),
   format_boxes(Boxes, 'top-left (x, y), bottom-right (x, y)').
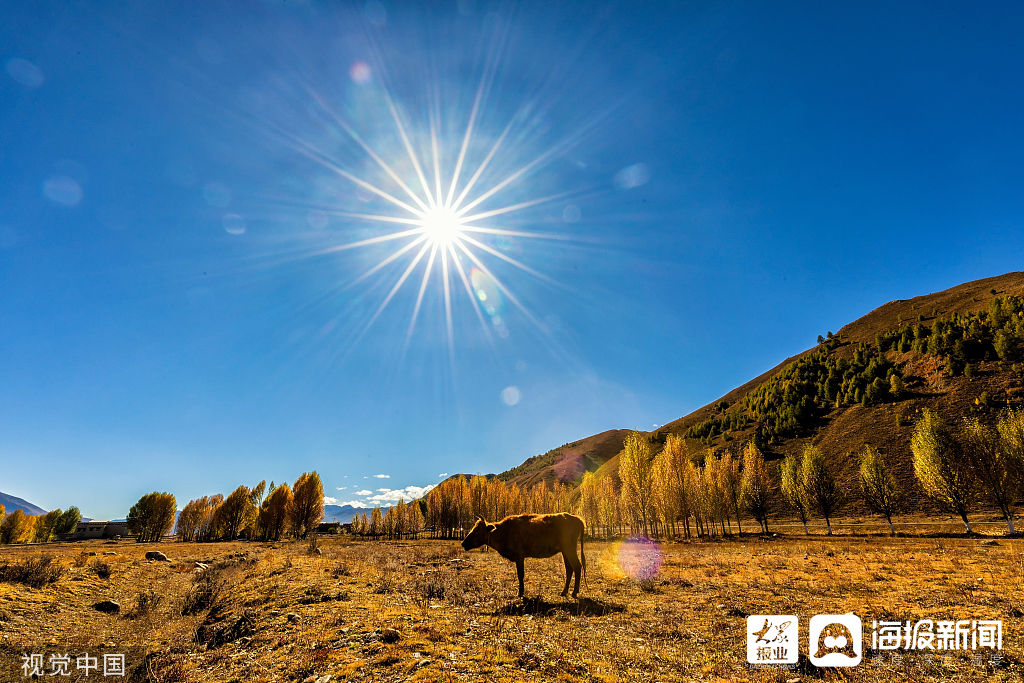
top-left (560, 554), bottom-right (571, 597)
top-left (565, 548), bottom-right (582, 598)
top-left (515, 558), bottom-right (525, 598)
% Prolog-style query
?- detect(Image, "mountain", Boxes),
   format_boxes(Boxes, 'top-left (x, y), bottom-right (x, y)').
top-left (0, 492), bottom-right (47, 516)
top-left (499, 272), bottom-right (1024, 511)
top-left (495, 429), bottom-right (634, 488)
top-left (323, 504), bottom-right (373, 524)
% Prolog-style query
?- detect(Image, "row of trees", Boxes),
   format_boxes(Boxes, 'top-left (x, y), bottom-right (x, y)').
top-left (423, 474), bottom-right (576, 539)
top-left (125, 472), bottom-right (325, 542)
top-left (390, 408), bottom-right (1024, 542)
top-left (626, 407), bottom-right (1024, 538)
top-left (350, 499), bottom-right (425, 539)
top-left (0, 506), bottom-right (81, 545)
top-left (24, 405), bottom-right (1019, 547)
top-left (912, 408), bottom-right (1024, 533)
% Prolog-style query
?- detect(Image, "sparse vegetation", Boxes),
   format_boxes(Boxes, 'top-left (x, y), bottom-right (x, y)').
top-left (127, 589), bottom-right (164, 619)
top-left (0, 554), bottom-right (64, 588)
top-left (1, 535), bottom-right (1021, 682)
top-left (90, 559), bottom-right (112, 579)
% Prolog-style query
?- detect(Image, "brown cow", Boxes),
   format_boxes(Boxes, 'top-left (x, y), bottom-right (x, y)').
top-left (461, 512), bottom-right (586, 598)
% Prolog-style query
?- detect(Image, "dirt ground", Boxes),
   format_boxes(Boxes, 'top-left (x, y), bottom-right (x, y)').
top-left (0, 525), bottom-right (1021, 682)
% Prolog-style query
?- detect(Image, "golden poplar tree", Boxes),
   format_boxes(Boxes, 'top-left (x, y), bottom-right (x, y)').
top-left (781, 451), bottom-right (809, 534)
top-left (290, 471), bottom-right (325, 539)
top-left (859, 444), bottom-right (902, 536)
top-left (741, 442), bottom-right (773, 534)
top-left (912, 409), bottom-right (977, 533)
top-left (618, 431), bottom-right (654, 536)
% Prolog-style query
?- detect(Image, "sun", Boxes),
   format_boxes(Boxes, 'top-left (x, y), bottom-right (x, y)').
top-left (418, 205), bottom-right (465, 246)
top-left (284, 63), bottom-right (580, 356)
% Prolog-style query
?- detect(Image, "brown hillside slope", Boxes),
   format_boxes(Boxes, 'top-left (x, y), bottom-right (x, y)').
top-left (495, 429), bottom-right (633, 489)
top-left (443, 272), bottom-right (1024, 513)
top-left (434, 430), bottom-right (632, 491)
top-left (572, 271), bottom-right (1024, 511)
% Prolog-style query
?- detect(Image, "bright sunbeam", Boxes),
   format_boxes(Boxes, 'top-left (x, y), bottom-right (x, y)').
top-left (280, 54), bottom-right (592, 358)
top-left (418, 205), bottom-right (465, 247)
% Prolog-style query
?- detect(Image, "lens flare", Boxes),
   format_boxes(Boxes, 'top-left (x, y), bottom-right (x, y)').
top-left (614, 536), bottom-right (662, 581)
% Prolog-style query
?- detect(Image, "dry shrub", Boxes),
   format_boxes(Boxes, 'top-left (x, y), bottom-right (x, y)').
top-left (0, 555), bottom-right (64, 588)
top-left (413, 567), bottom-right (471, 609)
top-left (128, 590), bottom-right (164, 619)
top-left (637, 577), bottom-right (659, 593)
top-left (90, 559), bottom-right (112, 579)
top-left (195, 606), bottom-right (256, 647)
top-left (373, 570), bottom-right (396, 594)
top-left (181, 567), bottom-right (227, 616)
top-left (139, 652), bottom-right (194, 683)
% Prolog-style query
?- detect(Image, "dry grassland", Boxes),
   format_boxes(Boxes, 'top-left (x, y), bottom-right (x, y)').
top-left (0, 528), bottom-right (1022, 681)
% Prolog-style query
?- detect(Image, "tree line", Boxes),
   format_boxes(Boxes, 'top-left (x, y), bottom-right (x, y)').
top-left (126, 472), bottom-right (325, 542)
top-left (0, 506), bottom-right (81, 545)
top-left (368, 408), bottom-right (1024, 541)
top-left (12, 403), bottom-right (1023, 546)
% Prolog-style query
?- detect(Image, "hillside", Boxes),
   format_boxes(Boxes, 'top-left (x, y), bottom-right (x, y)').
top-left (495, 429), bottom-right (633, 488)
top-left (500, 272), bottom-right (1024, 512)
top-left (0, 491), bottom-right (46, 517)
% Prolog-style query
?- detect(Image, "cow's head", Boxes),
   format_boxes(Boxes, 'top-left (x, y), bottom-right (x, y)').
top-left (461, 516), bottom-right (495, 551)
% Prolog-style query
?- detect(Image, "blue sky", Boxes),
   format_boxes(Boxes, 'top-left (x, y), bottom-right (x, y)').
top-left (2, 2), bottom-right (1023, 520)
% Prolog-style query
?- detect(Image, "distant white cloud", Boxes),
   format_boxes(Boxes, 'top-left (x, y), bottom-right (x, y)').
top-left (336, 486), bottom-right (347, 491)
top-left (438, 473), bottom-right (448, 478)
top-left (338, 484), bottom-right (437, 508)
top-left (613, 162), bottom-right (650, 190)
top-left (323, 496), bottom-right (339, 505)
top-left (363, 484), bottom-right (435, 506)
top-left (373, 474), bottom-right (390, 479)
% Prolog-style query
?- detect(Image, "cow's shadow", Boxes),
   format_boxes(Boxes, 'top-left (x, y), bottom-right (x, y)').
top-left (494, 596), bottom-right (626, 618)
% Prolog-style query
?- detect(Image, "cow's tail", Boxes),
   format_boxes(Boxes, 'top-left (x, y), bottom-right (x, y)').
top-left (580, 524), bottom-right (588, 591)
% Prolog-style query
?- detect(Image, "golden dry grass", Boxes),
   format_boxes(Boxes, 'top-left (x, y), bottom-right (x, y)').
top-left (0, 530), bottom-right (1022, 682)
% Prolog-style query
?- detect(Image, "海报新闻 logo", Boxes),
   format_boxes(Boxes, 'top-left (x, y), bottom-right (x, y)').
top-left (809, 613), bottom-right (862, 667)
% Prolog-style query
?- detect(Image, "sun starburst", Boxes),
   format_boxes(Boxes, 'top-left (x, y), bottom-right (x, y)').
top-left (299, 67), bottom-right (582, 358)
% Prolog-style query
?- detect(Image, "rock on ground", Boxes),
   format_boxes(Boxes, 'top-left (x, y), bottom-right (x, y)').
top-left (93, 600), bottom-right (120, 615)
